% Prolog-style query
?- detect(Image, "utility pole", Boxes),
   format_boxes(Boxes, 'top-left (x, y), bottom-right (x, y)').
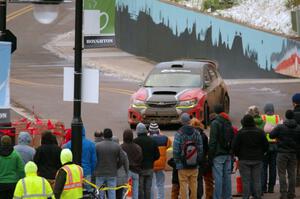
top-left (71, 0), bottom-right (83, 165)
top-left (0, 0), bottom-right (6, 39)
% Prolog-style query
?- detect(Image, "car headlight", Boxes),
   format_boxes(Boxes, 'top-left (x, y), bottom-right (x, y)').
top-left (177, 99), bottom-right (197, 108)
top-left (132, 99), bottom-right (147, 108)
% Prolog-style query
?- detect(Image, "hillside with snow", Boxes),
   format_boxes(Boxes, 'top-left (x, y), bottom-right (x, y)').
top-left (179, 0), bottom-right (298, 37)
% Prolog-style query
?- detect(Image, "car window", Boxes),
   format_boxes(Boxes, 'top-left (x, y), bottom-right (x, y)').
top-left (144, 73), bottom-right (203, 87)
top-left (203, 69), bottom-right (211, 83)
top-left (208, 66), bottom-right (217, 81)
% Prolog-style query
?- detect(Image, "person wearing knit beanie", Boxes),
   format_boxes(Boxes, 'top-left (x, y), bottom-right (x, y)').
top-left (148, 122), bottom-right (172, 199)
top-left (247, 105), bottom-right (260, 117)
top-left (136, 122), bottom-right (148, 135)
top-left (292, 93), bottom-right (300, 105)
top-left (148, 122), bottom-right (160, 135)
top-left (133, 123), bottom-right (160, 199)
top-left (1, 135), bottom-right (12, 146)
top-left (180, 113), bottom-right (191, 125)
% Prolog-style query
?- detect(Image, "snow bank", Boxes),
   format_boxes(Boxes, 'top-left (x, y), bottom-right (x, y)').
top-left (176, 0), bottom-right (298, 37)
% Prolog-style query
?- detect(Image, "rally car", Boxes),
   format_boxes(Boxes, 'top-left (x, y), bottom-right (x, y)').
top-left (128, 59), bottom-right (230, 128)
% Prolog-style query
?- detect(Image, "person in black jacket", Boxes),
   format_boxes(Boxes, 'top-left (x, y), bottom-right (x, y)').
top-left (270, 110), bottom-right (300, 199)
top-left (292, 93), bottom-right (300, 187)
top-left (34, 131), bottom-right (62, 188)
top-left (133, 122), bottom-right (160, 199)
top-left (232, 114), bottom-right (269, 199)
top-left (121, 129), bottom-right (143, 199)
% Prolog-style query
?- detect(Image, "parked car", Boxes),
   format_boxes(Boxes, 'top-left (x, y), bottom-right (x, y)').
top-left (128, 59), bottom-right (230, 128)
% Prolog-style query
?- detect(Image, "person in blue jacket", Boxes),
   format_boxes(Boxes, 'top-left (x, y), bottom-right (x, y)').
top-left (63, 126), bottom-right (97, 186)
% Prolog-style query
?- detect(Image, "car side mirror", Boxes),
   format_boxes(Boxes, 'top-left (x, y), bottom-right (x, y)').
top-left (138, 82), bottom-right (143, 87)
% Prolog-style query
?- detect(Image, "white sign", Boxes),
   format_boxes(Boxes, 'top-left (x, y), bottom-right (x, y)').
top-left (84, 10), bottom-right (109, 35)
top-left (63, 67), bottom-right (99, 103)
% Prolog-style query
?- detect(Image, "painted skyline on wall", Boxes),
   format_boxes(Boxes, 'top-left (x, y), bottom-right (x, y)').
top-left (116, 0), bottom-right (300, 78)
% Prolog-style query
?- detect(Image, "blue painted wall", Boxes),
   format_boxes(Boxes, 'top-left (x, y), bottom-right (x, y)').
top-left (116, 0), bottom-right (300, 78)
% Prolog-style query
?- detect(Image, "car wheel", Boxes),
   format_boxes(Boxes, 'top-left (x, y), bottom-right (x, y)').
top-left (223, 94), bottom-right (230, 114)
top-left (203, 102), bottom-right (210, 129)
top-left (130, 124), bottom-right (136, 129)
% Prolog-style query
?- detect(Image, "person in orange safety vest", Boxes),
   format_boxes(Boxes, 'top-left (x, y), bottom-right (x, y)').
top-left (261, 103), bottom-right (281, 194)
top-left (54, 148), bottom-right (83, 199)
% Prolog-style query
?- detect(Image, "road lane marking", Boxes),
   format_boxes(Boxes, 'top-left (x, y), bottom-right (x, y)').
top-left (7, 5), bottom-right (33, 22)
top-left (11, 78), bottom-right (59, 88)
top-left (11, 78), bottom-right (135, 95)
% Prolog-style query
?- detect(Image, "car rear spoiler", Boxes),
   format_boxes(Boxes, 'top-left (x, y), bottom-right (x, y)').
top-left (176, 58), bottom-right (219, 69)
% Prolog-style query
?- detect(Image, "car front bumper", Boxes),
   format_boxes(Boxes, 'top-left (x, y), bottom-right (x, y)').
top-left (128, 104), bottom-right (204, 125)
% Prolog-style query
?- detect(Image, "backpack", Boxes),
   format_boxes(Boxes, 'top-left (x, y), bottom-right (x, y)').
top-left (179, 129), bottom-right (199, 168)
top-left (216, 120), bottom-right (234, 151)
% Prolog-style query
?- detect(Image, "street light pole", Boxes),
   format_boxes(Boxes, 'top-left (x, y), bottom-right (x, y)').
top-left (71, 0), bottom-right (83, 165)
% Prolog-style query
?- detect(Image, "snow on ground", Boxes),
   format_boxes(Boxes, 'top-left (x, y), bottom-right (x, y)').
top-left (178, 0), bottom-right (298, 37)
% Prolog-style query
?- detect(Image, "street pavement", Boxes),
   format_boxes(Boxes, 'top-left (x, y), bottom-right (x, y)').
top-left (43, 31), bottom-right (300, 198)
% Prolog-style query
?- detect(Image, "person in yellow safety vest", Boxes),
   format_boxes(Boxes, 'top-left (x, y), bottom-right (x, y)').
top-left (261, 103), bottom-right (281, 194)
top-left (13, 161), bottom-right (55, 199)
top-left (54, 148), bottom-right (83, 199)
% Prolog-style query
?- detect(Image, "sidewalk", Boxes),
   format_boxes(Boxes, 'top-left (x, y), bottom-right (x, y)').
top-left (44, 31), bottom-right (300, 199)
top-left (44, 31), bottom-right (155, 82)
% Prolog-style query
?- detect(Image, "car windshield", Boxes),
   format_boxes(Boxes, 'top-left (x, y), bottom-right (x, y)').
top-left (144, 73), bottom-right (203, 87)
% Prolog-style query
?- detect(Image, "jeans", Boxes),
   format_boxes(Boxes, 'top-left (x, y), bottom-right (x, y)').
top-left (139, 169), bottom-right (153, 199)
top-left (129, 171), bottom-right (139, 199)
top-left (116, 188), bottom-right (125, 199)
top-left (262, 150), bottom-right (277, 192)
top-left (151, 170), bottom-right (165, 199)
top-left (212, 155), bottom-right (232, 199)
top-left (96, 176), bottom-right (117, 199)
top-left (84, 175), bottom-right (92, 192)
top-left (239, 160), bottom-right (262, 199)
top-left (178, 168), bottom-right (198, 199)
top-left (277, 153), bottom-right (297, 199)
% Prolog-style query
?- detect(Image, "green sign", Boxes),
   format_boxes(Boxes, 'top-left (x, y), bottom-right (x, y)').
top-left (83, 0), bottom-right (116, 48)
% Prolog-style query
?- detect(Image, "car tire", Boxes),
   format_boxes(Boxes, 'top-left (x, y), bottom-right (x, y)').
top-left (203, 102), bottom-right (210, 129)
top-left (223, 94), bottom-right (230, 114)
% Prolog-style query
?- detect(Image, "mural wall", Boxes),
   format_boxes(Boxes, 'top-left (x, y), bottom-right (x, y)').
top-left (115, 0), bottom-right (300, 79)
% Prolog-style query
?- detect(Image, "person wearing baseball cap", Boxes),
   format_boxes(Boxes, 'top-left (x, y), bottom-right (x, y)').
top-left (292, 93), bottom-right (300, 125)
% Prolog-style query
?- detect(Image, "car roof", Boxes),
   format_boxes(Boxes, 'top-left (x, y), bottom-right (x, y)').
top-left (153, 60), bottom-right (217, 74)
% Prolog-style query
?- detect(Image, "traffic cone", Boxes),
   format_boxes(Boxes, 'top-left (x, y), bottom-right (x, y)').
top-left (126, 177), bottom-right (132, 198)
top-left (236, 175), bottom-right (243, 194)
top-left (232, 160), bottom-right (243, 197)
top-left (232, 173), bottom-right (243, 197)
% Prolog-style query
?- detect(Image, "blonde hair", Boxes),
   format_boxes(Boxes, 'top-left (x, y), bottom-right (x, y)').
top-left (190, 118), bottom-right (204, 129)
